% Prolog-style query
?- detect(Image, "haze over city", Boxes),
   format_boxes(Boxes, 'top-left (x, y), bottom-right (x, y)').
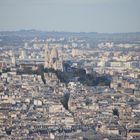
top-left (0, 0), bottom-right (140, 33)
top-left (0, 0), bottom-right (140, 140)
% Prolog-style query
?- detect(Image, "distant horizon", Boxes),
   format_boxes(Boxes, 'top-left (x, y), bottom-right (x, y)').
top-left (0, 29), bottom-right (140, 34)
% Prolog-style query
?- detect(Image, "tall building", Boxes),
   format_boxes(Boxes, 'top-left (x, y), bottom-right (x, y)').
top-left (44, 43), bottom-right (50, 68)
top-left (20, 50), bottom-right (26, 59)
top-left (44, 43), bottom-right (63, 70)
top-left (11, 56), bottom-right (16, 66)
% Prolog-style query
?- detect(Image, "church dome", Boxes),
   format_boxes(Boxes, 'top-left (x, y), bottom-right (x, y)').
top-left (50, 47), bottom-right (58, 59)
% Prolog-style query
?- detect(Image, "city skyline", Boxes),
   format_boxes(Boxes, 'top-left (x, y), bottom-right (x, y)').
top-left (0, 0), bottom-right (140, 33)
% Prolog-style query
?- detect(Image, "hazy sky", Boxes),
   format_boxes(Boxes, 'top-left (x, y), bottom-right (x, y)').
top-left (0, 0), bottom-right (140, 33)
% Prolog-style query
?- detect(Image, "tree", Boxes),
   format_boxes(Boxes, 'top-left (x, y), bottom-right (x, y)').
top-left (113, 108), bottom-right (119, 117)
top-left (60, 93), bottom-right (70, 110)
top-left (85, 98), bottom-right (92, 109)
